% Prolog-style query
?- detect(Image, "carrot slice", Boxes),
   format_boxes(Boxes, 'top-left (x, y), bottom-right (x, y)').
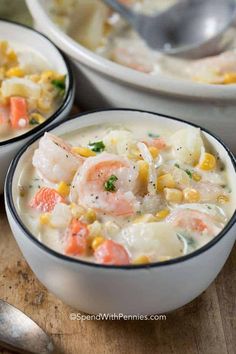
top-left (10, 97), bottom-right (29, 129)
top-left (30, 187), bottom-right (64, 212)
top-left (94, 240), bottom-right (130, 265)
top-left (65, 219), bottom-right (89, 256)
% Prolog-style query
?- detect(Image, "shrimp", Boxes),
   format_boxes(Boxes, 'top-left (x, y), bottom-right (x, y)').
top-left (186, 51), bottom-right (236, 84)
top-left (32, 133), bottom-right (84, 184)
top-left (71, 153), bottom-right (138, 216)
top-left (166, 208), bottom-right (221, 237)
top-left (30, 187), bottom-right (65, 212)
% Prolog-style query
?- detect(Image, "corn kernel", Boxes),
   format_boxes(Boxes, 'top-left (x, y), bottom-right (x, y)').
top-left (164, 188), bottom-right (183, 204)
top-left (148, 146), bottom-right (159, 159)
top-left (183, 188), bottom-right (200, 203)
top-left (156, 173), bottom-right (175, 192)
top-left (134, 214), bottom-right (156, 223)
top-left (138, 160), bottom-right (149, 185)
top-left (7, 50), bottom-right (17, 62)
top-left (6, 66), bottom-right (25, 78)
top-left (199, 153), bottom-right (216, 171)
top-left (40, 213), bottom-right (50, 225)
top-left (111, 138), bottom-right (117, 145)
top-left (30, 74), bottom-right (41, 83)
top-left (217, 195), bottom-right (230, 204)
top-left (224, 72), bottom-right (236, 84)
top-left (72, 146), bottom-right (96, 157)
top-left (41, 70), bottom-right (57, 81)
top-left (30, 113), bottom-right (45, 124)
top-left (85, 209), bottom-right (97, 223)
top-left (155, 209), bottom-right (170, 221)
top-left (192, 172), bottom-right (202, 182)
top-left (91, 236), bottom-right (105, 251)
top-left (41, 70), bottom-right (65, 82)
top-left (57, 181), bottom-right (70, 197)
top-left (133, 255), bottom-right (150, 265)
top-left (0, 41), bottom-right (8, 54)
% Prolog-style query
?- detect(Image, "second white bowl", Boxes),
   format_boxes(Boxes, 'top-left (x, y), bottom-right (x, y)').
top-left (0, 20), bottom-right (75, 193)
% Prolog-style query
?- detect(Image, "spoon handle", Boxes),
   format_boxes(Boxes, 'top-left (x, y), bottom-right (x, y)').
top-left (102, 0), bottom-right (134, 23)
top-left (0, 299), bottom-right (54, 354)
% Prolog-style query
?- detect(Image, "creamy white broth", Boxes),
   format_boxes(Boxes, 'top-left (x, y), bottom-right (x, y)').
top-left (16, 121), bottom-right (235, 265)
top-left (49, 0), bottom-right (236, 85)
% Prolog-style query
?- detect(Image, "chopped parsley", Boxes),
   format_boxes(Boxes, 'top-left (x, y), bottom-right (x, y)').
top-left (177, 233), bottom-right (197, 251)
top-left (29, 118), bottom-right (39, 125)
top-left (174, 164), bottom-right (193, 179)
top-left (51, 76), bottom-right (66, 95)
top-left (104, 175), bottom-right (118, 192)
top-left (185, 169), bottom-right (193, 178)
top-left (148, 132), bottom-right (160, 138)
top-left (186, 237), bottom-right (196, 247)
top-left (89, 141), bottom-right (105, 153)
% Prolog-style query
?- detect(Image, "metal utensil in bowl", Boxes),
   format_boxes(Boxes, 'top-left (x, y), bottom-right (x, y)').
top-left (103, 0), bottom-right (236, 58)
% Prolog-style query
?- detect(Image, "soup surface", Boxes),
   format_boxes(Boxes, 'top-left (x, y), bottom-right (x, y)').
top-left (17, 120), bottom-right (234, 265)
top-left (48, 0), bottom-right (236, 85)
top-left (0, 40), bottom-right (66, 142)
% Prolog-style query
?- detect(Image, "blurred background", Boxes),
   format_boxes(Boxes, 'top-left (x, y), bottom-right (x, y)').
top-left (0, 0), bottom-right (32, 26)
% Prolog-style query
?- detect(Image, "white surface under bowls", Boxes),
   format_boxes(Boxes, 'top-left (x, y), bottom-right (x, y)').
top-left (26, 0), bottom-right (236, 152)
top-left (5, 109), bottom-right (236, 315)
top-left (0, 19), bottom-right (75, 193)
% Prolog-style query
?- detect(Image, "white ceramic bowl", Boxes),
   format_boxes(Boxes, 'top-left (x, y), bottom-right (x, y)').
top-left (5, 109), bottom-right (236, 315)
top-left (26, 0), bottom-right (236, 152)
top-left (0, 19), bottom-right (75, 193)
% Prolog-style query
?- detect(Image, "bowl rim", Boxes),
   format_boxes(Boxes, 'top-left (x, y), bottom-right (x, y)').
top-left (26, 0), bottom-right (236, 100)
top-left (0, 18), bottom-right (74, 147)
top-left (5, 108), bottom-right (236, 270)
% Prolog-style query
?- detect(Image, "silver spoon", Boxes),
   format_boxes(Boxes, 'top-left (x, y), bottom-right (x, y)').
top-left (103, 0), bottom-right (236, 58)
top-left (0, 300), bottom-right (54, 354)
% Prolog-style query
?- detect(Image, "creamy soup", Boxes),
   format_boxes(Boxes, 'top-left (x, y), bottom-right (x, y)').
top-left (17, 121), bottom-right (234, 265)
top-left (48, 0), bottom-right (236, 85)
top-left (0, 40), bottom-right (66, 142)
